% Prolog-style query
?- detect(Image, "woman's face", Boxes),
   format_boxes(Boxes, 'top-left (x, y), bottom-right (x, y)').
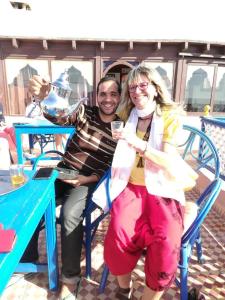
top-left (128, 74), bottom-right (157, 110)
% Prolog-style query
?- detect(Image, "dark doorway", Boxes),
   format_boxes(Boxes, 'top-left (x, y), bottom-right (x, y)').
top-left (106, 64), bottom-right (132, 87)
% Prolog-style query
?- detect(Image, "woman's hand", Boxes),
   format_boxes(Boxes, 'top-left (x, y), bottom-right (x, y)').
top-left (111, 130), bottom-right (124, 140)
top-left (29, 75), bottom-right (51, 100)
top-left (122, 132), bottom-right (147, 154)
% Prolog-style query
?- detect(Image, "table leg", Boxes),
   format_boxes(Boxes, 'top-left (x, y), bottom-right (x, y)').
top-left (15, 131), bottom-right (23, 164)
top-left (44, 189), bottom-right (59, 291)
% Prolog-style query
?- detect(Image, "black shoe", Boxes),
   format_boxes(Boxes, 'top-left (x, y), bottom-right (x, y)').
top-left (115, 286), bottom-right (133, 300)
top-left (188, 287), bottom-right (200, 300)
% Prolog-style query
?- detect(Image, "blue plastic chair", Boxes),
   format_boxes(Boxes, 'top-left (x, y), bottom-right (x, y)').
top-left (98, 125), bottom-right (222, 299)
top-left (177, 178), bottom-right (221, 300)
top-left (32, 150), bottom-right (111, 279)
top-left (29, 134), bottom-right (56, 154)
top-left (83, 168), bottom-right (111, 278)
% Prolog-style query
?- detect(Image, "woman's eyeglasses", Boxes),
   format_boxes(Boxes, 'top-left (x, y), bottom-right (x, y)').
top-left (128, 82), bottom-right (149, 93)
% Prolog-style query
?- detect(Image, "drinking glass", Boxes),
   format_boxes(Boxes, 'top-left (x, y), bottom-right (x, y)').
top-left (110, 121), bottom-right (124, 139)
top-left (10, 164), bottom-right (25, 186)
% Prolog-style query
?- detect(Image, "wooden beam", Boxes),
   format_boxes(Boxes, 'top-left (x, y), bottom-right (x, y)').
top-left (43, 39), bottom-right (48, 50)
top-left (100, 41), bottom-right (105, 50)
top-left (72, 40), bottom-right (76, 50)
top-left (12, 38), bottom-right (19, 48)
top-left (203, 43), bottom-right (211, 52)
top-left (182, 41), bottom-right (189, 51)
top-left (128, 41), bottom-right (133, 51)
top-left (155, 41), bottom-right (161, 51)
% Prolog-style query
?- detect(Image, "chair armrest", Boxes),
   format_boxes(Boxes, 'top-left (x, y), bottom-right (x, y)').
top-left (32, 150), bottom-right (64, 170)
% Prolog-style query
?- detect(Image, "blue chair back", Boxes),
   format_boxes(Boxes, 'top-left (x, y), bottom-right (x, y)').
top-left (180, 125), bottom-right (220, 178)
top-left (31, 129), bottom-right (75, 169)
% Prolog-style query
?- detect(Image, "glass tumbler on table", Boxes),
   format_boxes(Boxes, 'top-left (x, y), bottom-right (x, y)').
top-left (9, 164), bottom-right (25, 186)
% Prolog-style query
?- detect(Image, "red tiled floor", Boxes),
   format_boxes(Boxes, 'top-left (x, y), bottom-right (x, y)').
top-left (1, 189), bottom-right (225, 299)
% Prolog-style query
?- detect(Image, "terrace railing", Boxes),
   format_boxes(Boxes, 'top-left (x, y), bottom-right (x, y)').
top-left (201, 116), bottom-right (225, 180)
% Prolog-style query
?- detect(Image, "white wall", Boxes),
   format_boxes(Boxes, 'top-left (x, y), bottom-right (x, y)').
top-left (0, 0), bottom-right (225, 44)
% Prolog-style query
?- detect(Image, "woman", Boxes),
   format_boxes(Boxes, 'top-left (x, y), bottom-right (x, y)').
top-left (93, 65), bottom-right (197, 300)
top-left (0, 124), bottom-right (17, 163)
top-left (0, 100), bottom-right (17, 163)
top-left (0, 137), bottom-right (11, 168)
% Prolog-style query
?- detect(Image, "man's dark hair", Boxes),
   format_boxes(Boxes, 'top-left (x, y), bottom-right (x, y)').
top-left (97, 76), bottom-right (121, 95)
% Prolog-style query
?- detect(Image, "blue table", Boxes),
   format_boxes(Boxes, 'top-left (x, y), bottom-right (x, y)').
top-left (0, 170), bottom-right (58, 295)
top-left (14, 119), bottom-right (75, 164)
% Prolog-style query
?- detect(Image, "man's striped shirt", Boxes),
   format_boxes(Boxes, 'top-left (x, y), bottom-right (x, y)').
top-left (45, 105), bottom-right (119, 179)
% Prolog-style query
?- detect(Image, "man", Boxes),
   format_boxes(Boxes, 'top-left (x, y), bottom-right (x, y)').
top-left (25, 97), bottom-right (42, 118)
top-left (27, 75), bottom-right (121, 300)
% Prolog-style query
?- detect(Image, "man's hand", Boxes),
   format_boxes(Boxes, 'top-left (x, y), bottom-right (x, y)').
top-left (61, 174), bottom-right (98, 187)
top-left (29, 75), bottom-right (51, 100)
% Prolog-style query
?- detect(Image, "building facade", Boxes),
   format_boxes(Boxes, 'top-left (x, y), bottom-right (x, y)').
top-left (1, 37), bottom-right (225, 116)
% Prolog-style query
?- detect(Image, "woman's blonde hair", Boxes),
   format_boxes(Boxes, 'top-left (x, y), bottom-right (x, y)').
top-left (117, 64), bottom-right (181, 121)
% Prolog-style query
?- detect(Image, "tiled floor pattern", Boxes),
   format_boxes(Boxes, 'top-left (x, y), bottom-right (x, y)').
top-left (1, 189), bottom-right (225, 299)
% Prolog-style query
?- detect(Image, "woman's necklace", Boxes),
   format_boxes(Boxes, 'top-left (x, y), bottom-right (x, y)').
top-left (138, 112), bottom-right (153, 131)
top-left (136, 112), bottom-right (154, 167)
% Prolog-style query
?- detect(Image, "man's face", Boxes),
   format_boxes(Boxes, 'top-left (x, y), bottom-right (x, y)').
top-left (97, 80), bottom-right (120, 116)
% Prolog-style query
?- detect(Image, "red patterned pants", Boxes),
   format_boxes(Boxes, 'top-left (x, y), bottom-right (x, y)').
top-left (104, 183), bottom-right (184, 291)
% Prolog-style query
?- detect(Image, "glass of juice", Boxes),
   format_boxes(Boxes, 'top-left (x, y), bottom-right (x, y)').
top-left (10, 164), bottom-right (25, 186)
